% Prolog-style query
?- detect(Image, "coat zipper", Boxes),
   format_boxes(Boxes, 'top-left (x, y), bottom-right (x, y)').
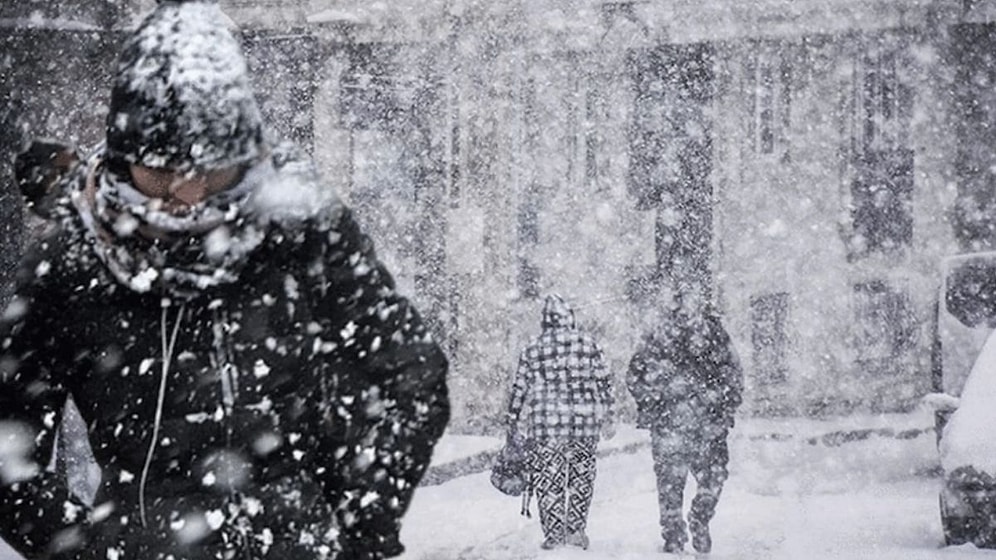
top-left (139, 301), bottom-right (185, 528)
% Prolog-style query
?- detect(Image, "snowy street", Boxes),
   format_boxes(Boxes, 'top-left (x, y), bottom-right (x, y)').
top-left (5, 0), bottom-right (996, 559)
top-left (397, 408), bottom-right (995, 560)
top-left (2, 408), bottom-right (991, 560)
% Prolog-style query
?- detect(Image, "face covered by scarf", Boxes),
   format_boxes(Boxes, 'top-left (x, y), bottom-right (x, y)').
top-left (73, 149), bottom-right (269, 298)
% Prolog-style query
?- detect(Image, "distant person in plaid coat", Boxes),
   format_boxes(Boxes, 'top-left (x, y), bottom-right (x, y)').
top-left (506, 294), bottom-right (615, 550)
top-left (627, 294), bottom-right (743, 554)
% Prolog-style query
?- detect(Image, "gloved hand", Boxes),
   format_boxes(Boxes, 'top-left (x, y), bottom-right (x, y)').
top-left (601, 421), bottom-right (617, 441)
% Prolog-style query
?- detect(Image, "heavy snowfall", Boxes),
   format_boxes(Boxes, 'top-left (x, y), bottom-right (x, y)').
top-left (6, 0), bottom-right (996, 559)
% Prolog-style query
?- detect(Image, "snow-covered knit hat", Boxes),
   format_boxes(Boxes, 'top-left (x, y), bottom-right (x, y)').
top-left (105, 0), bottom-right (264, 172)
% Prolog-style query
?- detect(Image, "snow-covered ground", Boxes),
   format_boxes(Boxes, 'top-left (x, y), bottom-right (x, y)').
top-left (397, 407), bottom-right (996, 560)
top-left (3, 407), bottom-right (995, 560)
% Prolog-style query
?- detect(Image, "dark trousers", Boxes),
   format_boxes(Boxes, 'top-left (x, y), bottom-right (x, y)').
top-left (650, 424), bottom-right (730, 545)
top-left (529, 437), bottom-right (598, 543)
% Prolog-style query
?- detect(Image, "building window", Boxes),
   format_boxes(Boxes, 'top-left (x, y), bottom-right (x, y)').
top-left (842, 35), bottom-right (914, 259)
top-left (745, 41), bottom-right (793, 158)
top-left (517, 192), bottom-right (540, 299)
top-left (854, 47), bottom-right (910, 156)
top-left (288, 80), bottom-right (314, 150)
top-left (448, 87), bottom-right (462, 208)
top-left (850, 148), bottom-right (913, 255)
top-left (853, 281), bottom-right (917, 361)
top-left (750, 292), bottom-right (790, 385)
top-left (627, 44), bottom-right (713, 210)
top-left (243, 35), bottom-right (317, 152)
top-left (581, 81), bottom-right (612, 192)
top-left (951, 23), bottom-right (996, 251)
top-left (545, 53), bottom-right (609, 193)
top-left (517, 195), bottom-right (539, 246)
top-left (339, 44), bottom-right (405, 132)
top-left (448, 275), bottom-right (463, 359)
top-left (517, 258), bottom-right (540, 300)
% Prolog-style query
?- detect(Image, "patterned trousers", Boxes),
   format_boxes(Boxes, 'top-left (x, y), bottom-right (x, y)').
top-left (529, 437), bottom-right (598, 544)
top-left (650, 425), bottom-right (730, 545)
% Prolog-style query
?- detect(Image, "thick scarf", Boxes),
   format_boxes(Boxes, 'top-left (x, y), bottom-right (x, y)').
top-left (73, 153), bottom-right (269, 298)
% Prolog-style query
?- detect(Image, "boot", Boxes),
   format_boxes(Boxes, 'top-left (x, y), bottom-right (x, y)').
top-left (566, 530), bottom-right (589, 550)
top-left (662, 539), bottom-right (684, 554)
top-left (688, 516), bottom-right (711, 553)
top-left (660, 512), bottom-right (687, 554)
top-left (540, 536), bottom-right (562, 550)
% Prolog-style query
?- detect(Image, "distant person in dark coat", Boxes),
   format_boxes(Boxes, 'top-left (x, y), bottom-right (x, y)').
top-left (506, 294), bottom-right (615, 551)
top-left (0, 1), bottom-right (449, 559)
top-left (626, 295), bottom-right (743, 554)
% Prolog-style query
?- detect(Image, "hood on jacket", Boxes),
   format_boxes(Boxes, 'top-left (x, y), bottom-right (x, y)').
top-left (643, 299), bottom-right (727, 358)
top-left (541, 293), bottom-right (576, 331)
top-left (105, 0), bottom-right (265, 173)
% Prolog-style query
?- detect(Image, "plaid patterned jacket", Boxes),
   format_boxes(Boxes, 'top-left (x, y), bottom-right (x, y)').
top-left (508, 295), bottom-right (615, 439)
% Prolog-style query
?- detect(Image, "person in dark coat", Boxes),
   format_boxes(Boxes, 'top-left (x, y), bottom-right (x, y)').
top-left (0, 2), bottom-right (449, 559)
top-left (506, 294), bottom-right (615, 551)
top-left (626, 295), bottom-right (742, 554)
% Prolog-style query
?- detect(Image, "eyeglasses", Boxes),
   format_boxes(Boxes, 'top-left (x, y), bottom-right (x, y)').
top-left (129, 164), bottom-right (244, 210)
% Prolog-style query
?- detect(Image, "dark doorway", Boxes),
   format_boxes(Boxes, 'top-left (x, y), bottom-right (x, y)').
top-left (952, 23), bottom-right (996, 251)
top-left (627, 43), bottom-right (715, 297)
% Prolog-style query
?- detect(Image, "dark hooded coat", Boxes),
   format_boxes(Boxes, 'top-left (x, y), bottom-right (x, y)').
top-left (0, 150), bottom-right (448, 560)
top-left (1, 4), bottom-right (448, 558)
top-left (626, 307), bottom-right (742, 436)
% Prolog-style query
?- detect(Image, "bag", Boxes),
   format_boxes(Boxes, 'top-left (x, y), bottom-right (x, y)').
top-left (490, 429), bottom-right (530, 497)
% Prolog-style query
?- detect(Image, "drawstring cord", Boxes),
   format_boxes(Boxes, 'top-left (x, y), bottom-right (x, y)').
top-left (139, 302), bottom-right (185, 527)
top-left (520, 440), bottom-right (533, 518)
top-left (210, 309), bottom-right (239, 420)
top-left (521, 482), bottom-right (533, 518)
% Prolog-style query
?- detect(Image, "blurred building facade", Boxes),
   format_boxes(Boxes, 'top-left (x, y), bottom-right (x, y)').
top-left (1, 0), bottom-right (992, 428)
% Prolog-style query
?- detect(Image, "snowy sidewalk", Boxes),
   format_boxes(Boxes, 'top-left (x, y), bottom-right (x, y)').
top-left (399, 407), bottom-right (970, 560)
top-left (421, 409), bottom-right (940, 487)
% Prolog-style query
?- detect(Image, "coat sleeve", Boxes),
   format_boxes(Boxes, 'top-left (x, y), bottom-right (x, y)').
top-left (625, 347), bottom-right (653, 407)
top-left (0, 239), bottom-right (89, 559)
top-left (506, 350), bottom-right (530, 425)
top-left (720, 336), bottom-right (745, 420)
top-left (701, 324), bottom-right (744, 427)
top-left (591, 342), bottom-right (614, 425)
top-left (625, 348), bottom-right (659, 428)
top-left (304, 207), bottom-right (449, 560)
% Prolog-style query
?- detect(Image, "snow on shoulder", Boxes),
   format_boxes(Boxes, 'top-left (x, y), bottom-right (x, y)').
top-left (940, 327), bottom-right (996, 475)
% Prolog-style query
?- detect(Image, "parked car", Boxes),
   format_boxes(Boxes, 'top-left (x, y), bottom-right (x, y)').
top-left (933, 251), bottom-right (996, 547)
